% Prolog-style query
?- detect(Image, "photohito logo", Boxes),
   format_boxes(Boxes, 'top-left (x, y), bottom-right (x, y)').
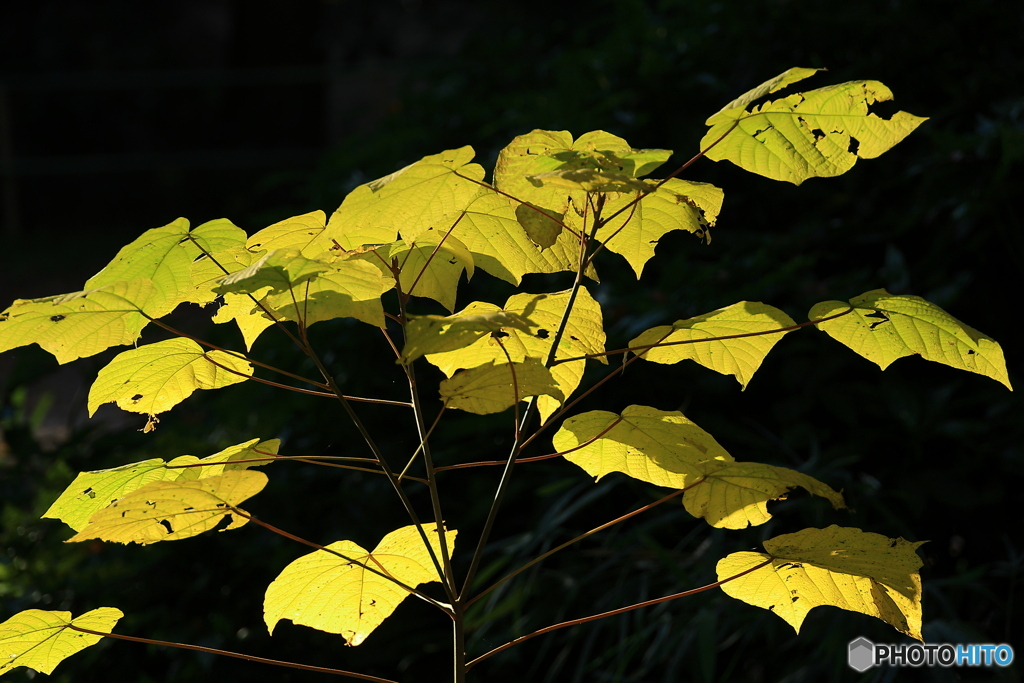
top-left (848, 637), bottom-right (1015, 671)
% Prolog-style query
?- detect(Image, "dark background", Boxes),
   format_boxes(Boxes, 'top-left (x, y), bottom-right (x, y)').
top-left (1, 1), bottom-right (1021, 682)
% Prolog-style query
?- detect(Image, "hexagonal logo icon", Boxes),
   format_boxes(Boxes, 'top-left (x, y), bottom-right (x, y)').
top-left (848, 637), bottom-right (875, 672)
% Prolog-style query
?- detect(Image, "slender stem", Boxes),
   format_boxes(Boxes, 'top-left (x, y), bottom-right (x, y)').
top-left (493, 336), bottom-right (521, 441)
top-left (459, 203), bottom-right (598, 602)
top-left (465, 557), bottom-right (773, 669)
top-left (147, 317), bottom-right (329, 389)
top-left (550, 307), bottom-right (856, 365)
top-left (68, 625), bottom-right (398, 682)
top-left (397, 294), bottom-right (458, 605)
top-left (434, 416), bottom-right (623, 473)
top-left (404, 212), bottom-right (467, 305)
top-left (231, 508), bottom-right (451, 613)
top-left (465, 484), bottom-right (692, 609)
top-left (398, 407), bottom-right (446, 483)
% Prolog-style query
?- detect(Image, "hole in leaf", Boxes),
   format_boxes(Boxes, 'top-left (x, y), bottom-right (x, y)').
top-left (865, 311), bottom-right (890, 329)
top-left (492, 330), bottom-right (510, 339)
top-left (967, 349), bottom-right (976, 355)
top-left (131, 394), bottom-right (144, 402)
top-left (536, 329), bottom-right (550, 339)
top-left (848, 137), bottom-right (860, 155)
top-left (83, 487), bottom-right (96, 499)
top-left (811, 129), bottom-right (826, 141)
top-left (159, 520), bottom-right (173, 534)
top-left (50, 315), bottom-right (66, 322)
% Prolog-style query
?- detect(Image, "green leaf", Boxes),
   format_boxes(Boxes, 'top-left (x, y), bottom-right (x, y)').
top-left (67, 471), bottom-right (267, 545)
top-left (323, 147), bottom-right (485, 249)
top-left (87, 338), bottom-right (253, 417)
top-left (425, 287), bottom-right (606, 422)
top-left (43, 439), bottom-right (278, 531)
top-left (683, 461), bottom-right (846, 529)
top-left (594, 178), bottom-right (724, 276)
top-left (552, 405), bottom-right (734, 489)
top-left (387, 234), bottom-right (474, 312)
top-left (401, 307), bottom-right (538, 365)
top-left (629, 301), bottom-right (796, 388)
top-left (527, 168), bottom-right (653, 194)
top-left (0, 608), bottom-right (124, 676)
top-left (810, 289), bottom-right (1011, 389)
top-left (440, 358), bottom-right (564, 414)
top-left (703, 73), bottom-right (926, 184)
top-left (717, 526), bottom-right (925, 640)
top-left (0, 279), bottom-right (160, 364)
top-left (245, 210), bottom-right (330, 255)
top-left (263, 257), bottom-right (395, 328)
top-left (264, 524), bottom-right (456, 646)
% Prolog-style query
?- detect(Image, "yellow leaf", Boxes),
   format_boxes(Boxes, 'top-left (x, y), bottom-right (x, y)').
top-left (811, 289), bottom-right (1011, 389)
top-left (264, 524), bottom-right (456, 646)
top-left (703, 73), bottom-right (926, 185)
top-left (0, 608), bottom-right (123, 676)
top-left (245, 210), bottom-right (329, 255)
top-left (87, 338), bottom-right (252, 417)
top-left (400, 306), bottom-right (538, 365)
top-left (323, 147), bottom-right (485, 249)
top-left (43, 439), bottom-right (278, 531)
top-left (0, 279), bottom-right (161, 364)
top-left (711, 67), bottom-right (823, 116)
top-left (683, 461), bottom-right (845, 528)
top-left (553, 405), bottom-right (733, 488)
top-left (629, 301), bottom-right (796, 388)
top-left (717, 526), bottom-right (925, 640)
top-left (426, 288), bottom-right (606, 422)
top-left (440, 358), bottom-right (564, 414)
top-left (68, 471), bottom-right (267, 545)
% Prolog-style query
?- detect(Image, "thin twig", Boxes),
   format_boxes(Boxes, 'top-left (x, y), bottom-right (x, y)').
top-left (465, 556), bottom-right (774, 669)
top-left (68, 625), bottom-right (398, 682)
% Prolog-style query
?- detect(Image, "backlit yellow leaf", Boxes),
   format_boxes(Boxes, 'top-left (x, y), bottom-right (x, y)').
top-left (629, 301), bottom-right (796, 388)
top-left (0, 608), bottom-right (123, 676)
top-left (264, 524), bottom-right (456, 646)
top-left (87, 338), bottom-right (252, 417)
top-left (68, 471), bottom-right (267, 545)
top-left (717, 526), bottom-right (925, 640)
top-left (553, 405), bottom-right (733, 488)
top-left (440, 358), bottom-right (564, 414)
top-left (703, 72), bottom-right (926, 184)
top-left (810, 289), bottom-right (1011, 389)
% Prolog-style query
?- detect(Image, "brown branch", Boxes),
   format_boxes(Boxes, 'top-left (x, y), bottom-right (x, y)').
top-left (68, 625), bottom-right (397, 682)
top-left (465, 556), bottom-right (773, 669)
top-left (550, 306), bottom-right (856, 365)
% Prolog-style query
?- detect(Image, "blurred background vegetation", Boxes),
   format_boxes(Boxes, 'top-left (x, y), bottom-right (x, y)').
top-left (1, 1), bottom-right (1021, 681)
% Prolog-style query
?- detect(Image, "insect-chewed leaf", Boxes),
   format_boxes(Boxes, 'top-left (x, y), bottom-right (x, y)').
top-left (264, 524), bottom-right (456, 646)
top-left (810, 289), bottom-right (1011, 389)
top-left (426, 287), bottom-right (606, 422)
top-left (0, 279), bottom-right (160, 364)
top-left (702, 70), bottom-right (926, 185)
top-left (440, 358), bottom-right (564, 414)
top-left (43, 439), bottom-right (278, 531)
top-left (594, 179), bottom-right (723, 276)
top-left (323, 146), bottom-right (485, 250)
top-left (683, 461), bottom-right (846, 528)
top-left (553, 405), bottom-right (733, 488)
top-left (0, 607), bottom-right (124, 676)
top-left (629, 301), bottom-right (796, 388)
top-left (87, 338), bottom-right (252, 417)
top-left (717, 526), bottom-right (925, 640)
top-left (711, 67), bottom-right (823, 116)
top-left (67, 471), bottom-right (267, 545)
top-left (401, 306), bottom-right (537, 365)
